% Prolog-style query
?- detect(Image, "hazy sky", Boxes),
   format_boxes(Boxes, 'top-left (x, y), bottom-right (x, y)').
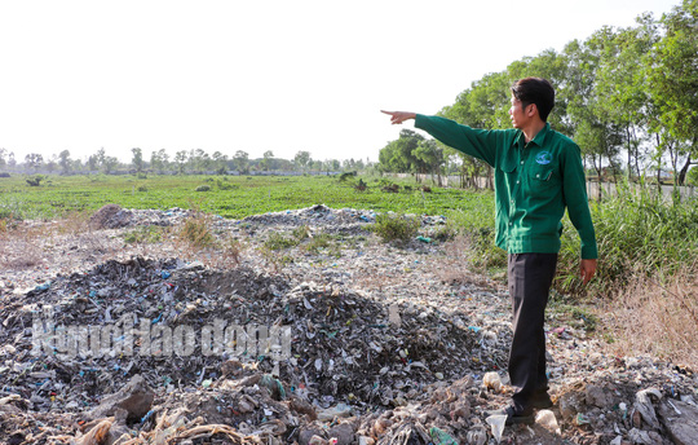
top-left (0, 0), bottom-right (681, 164)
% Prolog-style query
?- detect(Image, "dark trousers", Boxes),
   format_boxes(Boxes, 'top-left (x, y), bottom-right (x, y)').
top-left (507, 252), bottom-right (558, 413)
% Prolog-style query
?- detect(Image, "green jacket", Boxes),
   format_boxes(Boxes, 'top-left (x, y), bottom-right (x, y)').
top-left (415, 114), bottom-right (597, 259)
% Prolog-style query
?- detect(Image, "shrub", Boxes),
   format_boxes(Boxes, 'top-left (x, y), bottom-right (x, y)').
top-left (195, 185), bottom-right (211, 192)
top-left (264, 232), bottom-right (300, 250)
top-left (136, 185), bottom-right (148, 192)
top-left (339, 172), bottom-right (357, 182)
top-left (124, 226), bottom-right (162, 244)
top-left (292, 225), bottom-right (311, 241)
top-left (26, 175), bottom-right (44, 187)
top-left (217, 180), bottom-right (239, 191)
top-left (222, 237), bottom-right (244, 266)
top-left (304, 233), bottom-right (340, 257)
top-left (373, 213), bottom-right (420, 245)
top-left (179, 214), bottom-right (215, 249)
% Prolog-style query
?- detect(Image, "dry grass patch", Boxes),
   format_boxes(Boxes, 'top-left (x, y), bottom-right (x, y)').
top-left (435, 234), bottom-right (499, 289)
top-left (0, 222), bottom-right (51, 270)
top-left (601, 264), bottom-right (698, 370)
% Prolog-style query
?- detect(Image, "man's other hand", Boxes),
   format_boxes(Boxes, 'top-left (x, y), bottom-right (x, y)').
top-left (581, 259), bottom-right (597, 285)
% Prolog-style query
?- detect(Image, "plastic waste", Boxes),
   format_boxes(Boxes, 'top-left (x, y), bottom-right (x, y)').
top-left (388, 303), bottom-right (401, 327)
top-left (466, 425), bottom-right (487, 445)
top-left (317, 403), bottom-right (352, 422)
top-left (610, 436), bottom-right (623, 445)
top-left (634, 387), bottom-right (662, 429)
top-left (428, 427), bottom-right (458, 445)
top-left (483, 372), bottom-right (502, 393)
top-left (260, 374), bottom-right (286, 400)
top-left (535, 409), bottom-right (560, 434)
top-left (486, 414), bottom-right (507, 443)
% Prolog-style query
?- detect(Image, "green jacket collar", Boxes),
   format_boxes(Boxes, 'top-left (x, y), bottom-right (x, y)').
top-left (514, 122), bottom-right (551, 148)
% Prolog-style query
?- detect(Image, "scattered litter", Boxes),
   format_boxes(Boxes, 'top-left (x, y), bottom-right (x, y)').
top-left (0, 205), bottom-right (695, 444)
top-left (482, 372), bottom-right (502, 393)
top-left (486, 414), bottom-right (507, 443)
top-left (535, 409), bottom-right (560, 434)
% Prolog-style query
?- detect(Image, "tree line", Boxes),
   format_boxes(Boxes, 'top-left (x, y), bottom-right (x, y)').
top-left (0, 146), bottom-right (371, 176)
top-left (378, 0), bottom-right (698, 189)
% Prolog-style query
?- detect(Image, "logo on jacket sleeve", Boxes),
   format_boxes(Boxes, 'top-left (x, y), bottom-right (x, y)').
top-left (535, 151), bottom-right (553, 165)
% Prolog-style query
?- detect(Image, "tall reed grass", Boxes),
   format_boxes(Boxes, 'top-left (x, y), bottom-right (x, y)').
top-left (556, 186), bottom-right (698, 297)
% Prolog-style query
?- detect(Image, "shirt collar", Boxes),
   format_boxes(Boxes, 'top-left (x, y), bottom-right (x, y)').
top-left (514, 122), bottom-right (551, 148)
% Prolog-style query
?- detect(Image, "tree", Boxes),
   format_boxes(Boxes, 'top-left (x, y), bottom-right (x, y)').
top-left (174, 151), bottom-right (188, 174)
top-left (439, 73), bottom-right (508, 188)
top-left (102, 155), bottom-right (119, 174)
top-left (24, 153), bottom-right (44, 172)
top-left (189, 149), bottom-right (212, 172)
top-left (0, 148), bottom-right (8, 170)
top-left (593, 20), bottom-right (658, 182)
top-left (647, 0), bottom-right (698, 185)
top-left (232, 150), bottom-right (249, 174)
top-left (327, 159), bottom-right (341, 172)
top-left (212, 151), bottom-right (229, 174)
top-left (378, 129), bottom-right (423, 174)
top-left (150, 149), bottom-right (169, 174)
top-left (131, 147), bottom-right (144, 173)
top-left (562, 33), bottom-right (624, 185)
top-left (58, 150), bottom-right (72, 174)
top-left (260, 150), bottom-right (274, 172)
top-left (293, 151), bottom-right (312, 172)
top-left (412, 139), bottom-right (444, 185)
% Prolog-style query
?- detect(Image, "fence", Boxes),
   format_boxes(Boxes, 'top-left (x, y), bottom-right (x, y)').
top-left (390, 173), bottom-right (697, 202)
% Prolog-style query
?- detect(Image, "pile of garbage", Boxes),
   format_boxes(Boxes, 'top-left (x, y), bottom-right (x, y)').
top-left (1, 205), bottom-right (697, 444)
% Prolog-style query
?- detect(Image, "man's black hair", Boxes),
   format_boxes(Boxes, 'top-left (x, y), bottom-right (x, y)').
top-left (511, 77), bottom-right (555, 122)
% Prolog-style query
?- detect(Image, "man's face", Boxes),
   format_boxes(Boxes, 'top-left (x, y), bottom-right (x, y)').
top-left (509, 95), bottom-right (526, 128)
top-left (509, 95), bottom-right (530, 129)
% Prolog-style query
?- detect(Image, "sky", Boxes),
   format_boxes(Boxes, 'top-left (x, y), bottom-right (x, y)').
top-left (0, 0), bottom-right (682, 165)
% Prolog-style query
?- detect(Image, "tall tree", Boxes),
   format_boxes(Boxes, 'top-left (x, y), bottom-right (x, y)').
top-left (378, 129), bottom-right (423, 174)
top-left (647, 0), bottom-right (698, 185)
top-left (174, 151), bottom-right (188, 174)
top-left (412, 139), bottom-right (444, 184)
top-left (260, 150), bottom-right (274, 171)
top-left (150, 149), bottom-right (169, 174)
top-left (212, 151), bottom-right (229, 174)
top-left (293, 151), bottom-right (312, 172)
top-left (24, 153), bottom-right (44, 172)
top-left (232, 150), bottom-right (249, 174)
top-left (131, 147), bottom-right (144, 173)
top-left (0, 148), bottom-right (8, 170)
top-left (562, 33), bottom-right (624, 183)
top-left (58, 150), bottom-right (72, 174)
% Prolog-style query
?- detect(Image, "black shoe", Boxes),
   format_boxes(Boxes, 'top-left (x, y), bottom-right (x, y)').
top-left (531, 391), bottom-right (553, 409)
top-left (486, 405), bottom-right (534, 425)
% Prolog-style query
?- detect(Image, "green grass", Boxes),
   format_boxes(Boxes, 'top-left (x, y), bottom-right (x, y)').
top-left (0, 174), bottom-right (495, 221)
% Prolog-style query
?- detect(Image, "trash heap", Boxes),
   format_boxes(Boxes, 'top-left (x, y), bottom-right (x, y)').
top-left (0, 204), bottom-right (697, 444)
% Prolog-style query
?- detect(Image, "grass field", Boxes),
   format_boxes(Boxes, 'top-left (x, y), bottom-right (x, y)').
top-left (0, 173), bottom-right (495, 222)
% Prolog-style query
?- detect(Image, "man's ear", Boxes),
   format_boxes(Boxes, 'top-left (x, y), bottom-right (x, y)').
top-left (526, 103), bottom-right (538, 117)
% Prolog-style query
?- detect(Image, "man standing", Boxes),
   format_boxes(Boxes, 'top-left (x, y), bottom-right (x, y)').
top-left (382, 77), bottom-right (597, 425)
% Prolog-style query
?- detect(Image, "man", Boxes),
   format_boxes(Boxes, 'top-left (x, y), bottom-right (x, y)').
top-left (382, 77), bottom-right (597, 425)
